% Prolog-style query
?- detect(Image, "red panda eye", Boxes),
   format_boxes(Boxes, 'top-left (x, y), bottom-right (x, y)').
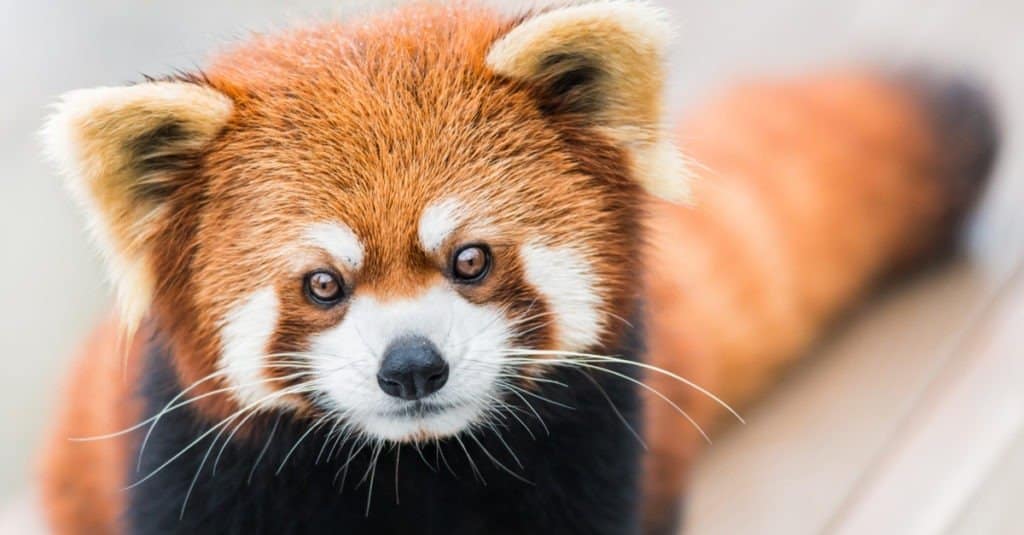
top-left (304, 270), bottom-right (344, 306)
top-left (451, 245), bottom-right (491, 283)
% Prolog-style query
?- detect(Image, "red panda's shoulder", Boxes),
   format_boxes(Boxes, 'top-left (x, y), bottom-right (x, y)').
top-left (40, 314), bottom-right (145, 534)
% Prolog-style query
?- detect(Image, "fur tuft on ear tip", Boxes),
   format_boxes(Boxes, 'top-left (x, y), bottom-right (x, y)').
top-left (634, 139), bottom-right (693, 204)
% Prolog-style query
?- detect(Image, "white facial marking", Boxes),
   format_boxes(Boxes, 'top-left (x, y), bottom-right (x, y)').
top-left (520, 240), bottom-right (603, 351)
top-left (219, 287), bottom-right (279, 405)
top-left (310, 284), bottom-right (512, 441)
top-left (418, 198), bottom-right (464, 253)
top-left (306, 222), bottom-right (364, 268)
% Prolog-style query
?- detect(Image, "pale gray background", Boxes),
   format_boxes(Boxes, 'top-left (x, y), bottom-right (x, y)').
top-left (1, 0), bottom-right (1022, 532)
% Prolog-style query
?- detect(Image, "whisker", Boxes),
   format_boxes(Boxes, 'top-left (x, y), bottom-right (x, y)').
top-left (316, 416), bottom-right (345, 465)
top-left (127, 383), bottom-right (316, 491)
top-left (179, 423), bottom-right (225, 519)
top-left (454, 434), bottom-right (484, 484)
top-left (211, 394), bottom-right (286, 476)
top-left (504, 388), bottom-right (550, 436)
top-left (501, 382), bottom-right (575, 411)
top-left (136, 369), bottom-right (315, 470)
top-left (500, 349), bottom-right (744, 424)
top-left (248, 413), bottom-right (282, 484)
top-left (276, 412), bottom-right (334, 475)
top-left (575, 369), bottom-right (647, 450)
top-left (494, 372), bottom-right (568, 389)
top-left (154, 361), bottom-right (367, 479)
top-left (393, 444), bottom-right (402, 506)
top-left (525, 359), bottom-right (712, 444)
top-left (72, 362), bottom-right (321, 443)
top-left (358, 439), bottom-right (382, 487)
top-left (412, 441), bottom-right (436, 472)
top-left (510, 315), bottom-right (557, 339)
top-left (481, 391), bottom-right (536, 441)
top-left (335, 434), bottom-right (372, 489)
top-left (605, 311), bottom-right (634, 329)
top-left (363, 441), bottom-right (385, 516)
top-left (434, 438), bottom-right (457, 478)
top-left (446, 298), bottom-right (543, 352)
top-left (330, 418), bottom-right (360, 465)
top-left (466, 430), bottom-right (531, 485)
top-left (479, 416), bottom-right (525, 470)
top-left (180, 394), bottom-right (275, 519)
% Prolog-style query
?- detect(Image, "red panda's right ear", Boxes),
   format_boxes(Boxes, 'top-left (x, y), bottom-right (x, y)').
top-left (42, 81), bottom-right (233, 331)
top-left (487, 1), bottom-right (690, 203)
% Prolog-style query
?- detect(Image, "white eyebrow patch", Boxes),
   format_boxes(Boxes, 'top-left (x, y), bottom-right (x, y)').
top-left (418, 197), bottom-right (464, 253)
top-left (305, 222), bottom-right (364, 268)
top-left (519, 241), bottom-right (604, 351)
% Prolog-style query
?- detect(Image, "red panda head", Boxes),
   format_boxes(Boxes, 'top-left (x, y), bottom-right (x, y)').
top-left (44, 1), bottom-right (687, 442)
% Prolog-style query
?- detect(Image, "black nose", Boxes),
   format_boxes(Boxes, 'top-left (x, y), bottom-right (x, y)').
top-left (377, 336), bottom-right (449, 400)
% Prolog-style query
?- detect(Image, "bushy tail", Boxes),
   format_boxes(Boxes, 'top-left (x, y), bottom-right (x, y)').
top-left (898, 70), bottom-right (999, 250)
top-left (647, 68), bottom-right (1000, 419)
top-left (642, 69), bottom-right (1000, 533)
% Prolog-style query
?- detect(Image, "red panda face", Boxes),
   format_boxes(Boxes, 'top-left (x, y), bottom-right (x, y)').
top-left (45, 2), bottom-right (686, 442)
top-left (190, 58), bottom-right (643, 440)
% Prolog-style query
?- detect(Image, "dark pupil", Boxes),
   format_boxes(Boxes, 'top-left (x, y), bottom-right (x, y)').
top-left (456, 247), bottom-right (485, 278)
top-left (310, 273), bottom-right (339, 299)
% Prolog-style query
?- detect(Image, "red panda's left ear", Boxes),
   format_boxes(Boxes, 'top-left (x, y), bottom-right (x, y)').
top-left (42, 80), bottom-right (233, 332)
top-left (487, 1), bottom-right (690, 202)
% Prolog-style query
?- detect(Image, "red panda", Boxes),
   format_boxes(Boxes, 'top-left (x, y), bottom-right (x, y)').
top-left (38, 2), bottom-right (996, 534)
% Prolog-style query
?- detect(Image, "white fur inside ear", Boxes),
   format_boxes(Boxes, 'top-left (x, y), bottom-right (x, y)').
top-left (486, 1), bottom-right (672, 80)
top-left (41, 81), bottom-right (233, 330)
top-left (487, 1), bottom-right (690, 203)
top-left (519, 240), bottom-right (604, 351)
top-left (42, 82), bottom-right (233, 181)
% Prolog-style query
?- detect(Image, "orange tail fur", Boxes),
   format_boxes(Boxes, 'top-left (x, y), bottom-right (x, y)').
top-left (641, 70), bottom-right (998, 533)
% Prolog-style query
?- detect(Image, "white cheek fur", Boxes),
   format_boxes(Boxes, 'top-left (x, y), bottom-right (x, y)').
top-left (519, 240), bottom-right (604, 351)
top-left (310, 284), bottom-right (512, 442)
top-left (217, 242), bottom-right (601, 441)
top-left (219, 286), bottom-right (280, 406)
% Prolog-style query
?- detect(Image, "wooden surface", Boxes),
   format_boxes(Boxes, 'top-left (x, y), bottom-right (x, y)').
top-left (686, 262), bottom-right (1024, 534)
top-left (831, 264), bottom-right (1024, 534)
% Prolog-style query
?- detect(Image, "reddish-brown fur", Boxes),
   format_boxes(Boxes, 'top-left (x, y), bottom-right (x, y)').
top-left (641, 72), bottom-right (974, 527)
top-left (40, 5), bottom-right (981, 534)
top-left (159, 5), bottom-right (641, 422)
top-left (40, 315), bottom-right (145, 534)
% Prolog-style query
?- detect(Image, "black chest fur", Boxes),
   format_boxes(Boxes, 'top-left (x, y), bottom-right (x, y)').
top-left (126, 327), bottom-right (645, 535)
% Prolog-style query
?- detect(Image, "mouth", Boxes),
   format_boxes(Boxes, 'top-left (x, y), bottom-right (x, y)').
top-left (361, 399), bottom-right (484, 442)
top-left (379, 400), bottom-right (468, 419)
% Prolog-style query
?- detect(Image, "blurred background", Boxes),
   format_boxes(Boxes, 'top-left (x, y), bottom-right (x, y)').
top-left (1, 0), bottom-right (1021, 533)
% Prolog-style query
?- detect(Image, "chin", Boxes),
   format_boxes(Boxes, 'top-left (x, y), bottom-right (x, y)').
top-left (358, 401), bottom-right (487, 442)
